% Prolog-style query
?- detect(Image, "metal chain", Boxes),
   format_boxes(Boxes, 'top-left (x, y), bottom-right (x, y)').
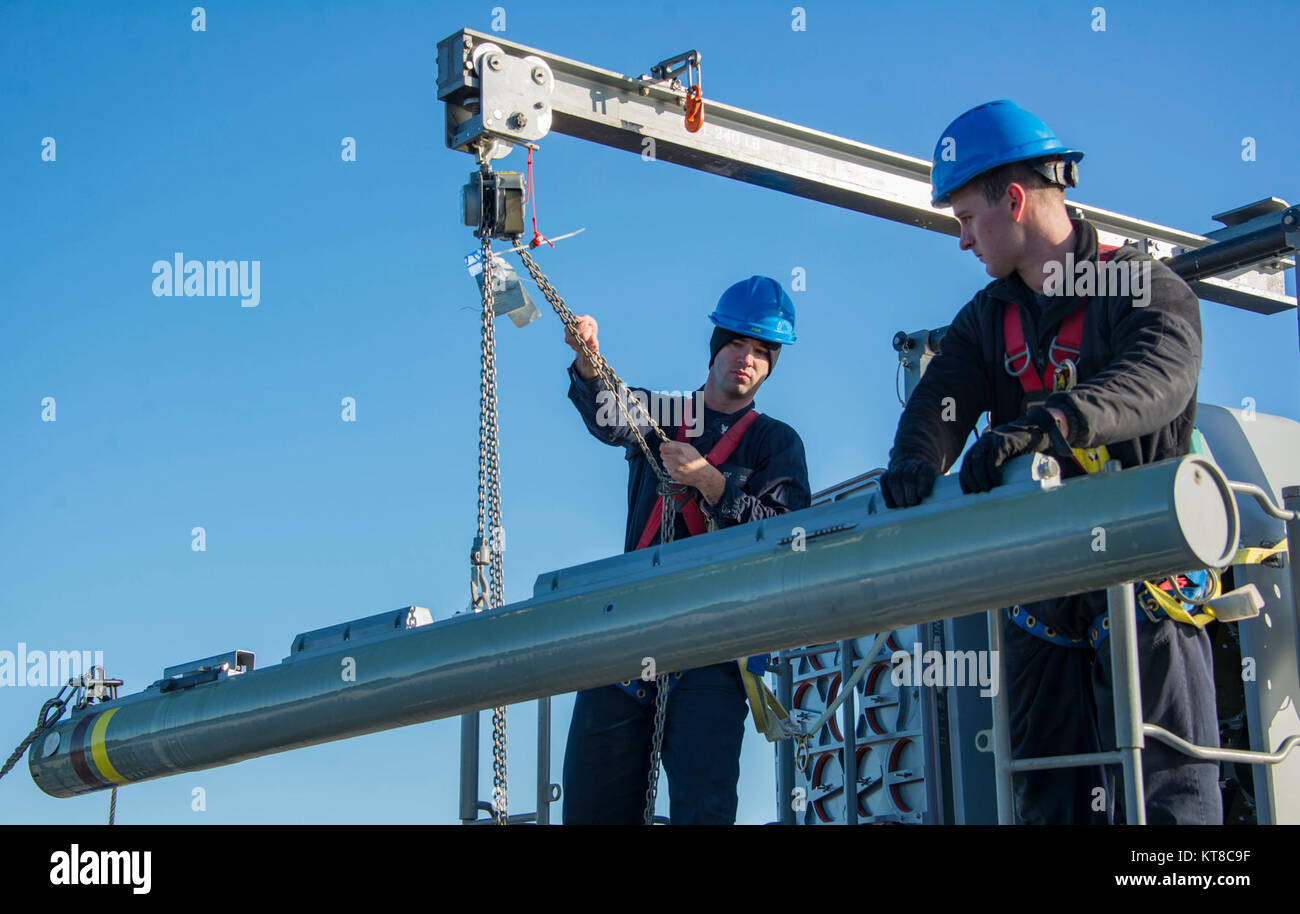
top-left (515, 247), bottom-right (674, 490)
top-left (491, 704), bottom-right (508, 825)
top-left (660, 483), bottom-right (679, 546)
top-left (475, 204), bottom-right (509, 826)
top-left (643, 672), bottom-right (671, 824)
top-left (512, 244), bottom-right (688, 824)
top-left (643, 480), bottom-right (676, 824)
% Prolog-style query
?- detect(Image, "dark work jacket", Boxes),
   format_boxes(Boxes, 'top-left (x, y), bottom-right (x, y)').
top-left (567, 363), bottom-right (812, 554)
top-left (889, 218), bottom-right (1202, 636)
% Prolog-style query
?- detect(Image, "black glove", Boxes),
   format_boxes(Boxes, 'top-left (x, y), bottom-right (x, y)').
top-left (959, 406), bottom-right (1070, 494)
top-left (880, 458), bottom-right (939, 509)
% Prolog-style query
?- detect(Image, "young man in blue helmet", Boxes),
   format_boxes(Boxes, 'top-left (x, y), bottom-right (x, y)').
top-left (879, 100), bottom-right (1218, 824)
top-left (560, 275), bottom-right (811, 824)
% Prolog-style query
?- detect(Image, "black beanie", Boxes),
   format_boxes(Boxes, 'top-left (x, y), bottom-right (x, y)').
top-left (709, 327), bottom-right (780, 374)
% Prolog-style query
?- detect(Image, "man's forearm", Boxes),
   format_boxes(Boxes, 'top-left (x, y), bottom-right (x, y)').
top-left (697, 467), bottom-right (727, 505)
top-left (572, 356), bottom-right (597, 381)
top-left (703, 476), bottom-right (810, 527)
top-left (567, 362), bottom-right (641, 448)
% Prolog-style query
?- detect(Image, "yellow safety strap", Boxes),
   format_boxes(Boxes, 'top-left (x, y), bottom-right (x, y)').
top-left (737, 662), bottom-right (799, 742)
top-left (1140, 580), bottom-right (1217, 629)
top-left (1051, 395), bottom-right (1277, 630)
top-left (1232, 540), bottom-right (1288, 567)
top-left (1140, 540), bottom-right (1285, 630)
top-left (1071, 444), bottom-right (1110, 475)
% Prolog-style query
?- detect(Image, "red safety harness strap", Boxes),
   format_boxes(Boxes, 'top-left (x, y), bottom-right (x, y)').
top-left (634, 408), bottom-right (760, 550)
top-left (1003, 245), bottom-right (1119, 393)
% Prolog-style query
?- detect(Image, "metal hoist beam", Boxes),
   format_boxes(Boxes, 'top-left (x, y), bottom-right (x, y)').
top-left (436, 28), bottom-right (1295, 317)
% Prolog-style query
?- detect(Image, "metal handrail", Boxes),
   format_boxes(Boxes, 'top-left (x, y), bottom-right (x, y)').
top-left (1228, 480), bottom-right (1299, 522)
top-left (1143, 725), bottom-right (1300, 766)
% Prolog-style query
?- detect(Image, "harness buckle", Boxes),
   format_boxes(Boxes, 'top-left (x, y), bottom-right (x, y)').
top-left (1137, 589), bottom-right (1164, 625)
top-left (1004, 348), bottom-right (1033, 377)
top-left (1048, 336), bottom-right (1081, 370)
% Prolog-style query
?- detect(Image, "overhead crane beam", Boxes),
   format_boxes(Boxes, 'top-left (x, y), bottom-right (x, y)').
top-left (437, 27), bottom-right (1296, 316)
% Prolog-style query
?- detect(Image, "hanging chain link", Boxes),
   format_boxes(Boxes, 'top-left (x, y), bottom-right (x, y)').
top-left (643, 671), bottom-right (671, 824)
top-left (515, 236), bottom-right (689, 825)
top-left (516, 247), bottom-right (675, 490)
top-left (471, 169), bottom-right (510, 825)
top-left (660, 483), bottom-right (680, 545)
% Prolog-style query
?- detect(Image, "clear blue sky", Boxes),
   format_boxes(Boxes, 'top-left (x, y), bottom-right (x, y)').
top-left (2, 0), bottom-right (1296, 824)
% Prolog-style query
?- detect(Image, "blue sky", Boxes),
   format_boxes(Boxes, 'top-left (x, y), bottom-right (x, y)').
top-left (2, 0), bottom-right (1296, 824)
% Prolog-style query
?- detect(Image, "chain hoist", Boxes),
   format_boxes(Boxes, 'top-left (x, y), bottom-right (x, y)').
top-left (469, 145), bottom-right (510, 825)
top-left (473, 146), bottom-right (685, 824)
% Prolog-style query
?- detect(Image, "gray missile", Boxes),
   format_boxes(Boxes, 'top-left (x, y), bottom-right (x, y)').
top-left (30, 455), bottom-right (1238, 798)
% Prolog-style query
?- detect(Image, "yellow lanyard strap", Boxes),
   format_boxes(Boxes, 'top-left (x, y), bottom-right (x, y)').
top-left (737, 662), bottom-right (803, 742)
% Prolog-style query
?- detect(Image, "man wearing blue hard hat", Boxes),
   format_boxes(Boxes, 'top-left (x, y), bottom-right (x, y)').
top-left (880, 101), bottom-right (1218, 823)
top-left (560, 275), bottom-right (810, 824)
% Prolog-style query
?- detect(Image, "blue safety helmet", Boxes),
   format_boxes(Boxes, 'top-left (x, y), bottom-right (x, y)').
top-left (930, 100), bottom-right (1084, 207)
top-left (709, 276), bottom-right (797, 345)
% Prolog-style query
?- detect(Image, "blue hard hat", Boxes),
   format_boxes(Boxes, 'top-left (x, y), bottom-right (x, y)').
top-left (930, 100), bottom-right (1084, 207)
top-left (709, 276), bottom-right (797, 345)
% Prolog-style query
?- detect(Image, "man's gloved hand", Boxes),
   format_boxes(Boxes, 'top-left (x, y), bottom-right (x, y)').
top-left (959, 405), bottom-right (1070, 494)
top-left (880, 458), bottom-right (939, 509)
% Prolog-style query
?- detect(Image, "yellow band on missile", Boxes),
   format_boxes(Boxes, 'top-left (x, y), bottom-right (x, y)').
top-left (90, 708), bottom-right (129, 786)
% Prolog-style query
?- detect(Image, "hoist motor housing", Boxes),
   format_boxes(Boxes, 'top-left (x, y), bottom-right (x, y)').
top-left (462, 170), bottom-right (526, 240)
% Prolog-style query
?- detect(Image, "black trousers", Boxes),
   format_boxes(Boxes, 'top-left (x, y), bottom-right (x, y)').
top-left (561, 661), bottom-right (749, 824)
top-left (1005, 614), bottom-right (1222, 824)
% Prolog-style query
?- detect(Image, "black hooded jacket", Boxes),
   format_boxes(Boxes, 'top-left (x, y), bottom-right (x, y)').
top-left (567, 364), bottom-right (811, 554)
top-left (889, 217), bottom-right (1202, 634)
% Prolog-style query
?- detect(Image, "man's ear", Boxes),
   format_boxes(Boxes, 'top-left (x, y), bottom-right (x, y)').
top-left (1006, 182), bottom-right (1028, 222)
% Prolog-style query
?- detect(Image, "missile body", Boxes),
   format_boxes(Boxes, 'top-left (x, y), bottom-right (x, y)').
top-left (30, 455), bottom-right (1238, 798)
